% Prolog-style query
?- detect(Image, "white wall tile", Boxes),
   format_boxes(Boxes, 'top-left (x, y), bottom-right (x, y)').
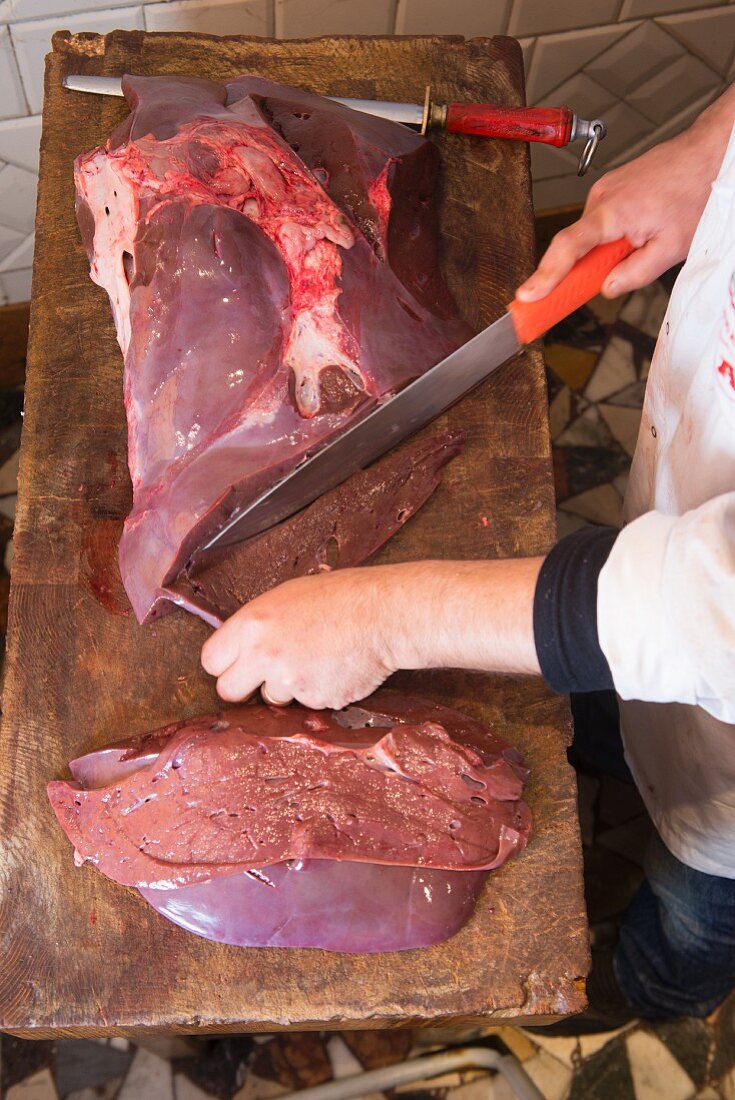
top-left (0, 229), bottom-right (33, 271)
top-left (276, 0), bottom-right (394, 38)
top-left (628, 50), bottom-right (719, 122)
top-left (0, 114), bottom-right (41, 171)
top-left (0, 163), bottom-right (36, 232)
top-left (586, 20), bottom-right (684, 96)
top-left (11, 6), bottom-right (144, 114)
top-left (0, 26), bottom-right (27, 119)
top-left (517, 36), bottom-right (535, 75)
top-left (525, 23), bottom-right (637, 105)
top-left (0, 223), bottom-right (23, 264)
top-left (533, 167), bottom-right (602, 212)
top-left (530, 140), bottom-right (579, 181)
top-left (508, 0), bottom-right (620, 38)
top-left (591, 98), bottom-right (652, 162)
top-left (0, 265), bottom-right (31, 302)
top-left (620, 0), bottom-right (724, 16)
top-left (659, 5), bottom-right (735, 73)
top-left (607, 82), bottom-right (722, 164)
top-left (144, 0), bottom-right (269, 36)
top-left (0, 0), bottom-right (143, 22)
top-left (395, 0), bottom-right (509, 36)
top-left (539, 72), bottom-right (617, 119)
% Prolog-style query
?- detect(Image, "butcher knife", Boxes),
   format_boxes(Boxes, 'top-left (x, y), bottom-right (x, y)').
top-left (62, 74), bottom-right (606, 174)
top-left (203, 238), bottom-right (634, 550)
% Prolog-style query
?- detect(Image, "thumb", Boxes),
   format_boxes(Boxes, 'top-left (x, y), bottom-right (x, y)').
top-left (516, 208), bottom-right (608, 302)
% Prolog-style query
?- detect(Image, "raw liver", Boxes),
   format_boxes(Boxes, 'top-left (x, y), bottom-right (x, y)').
top-left (49, 692), bottom-right (530, 953)
top-left (75, 74), bottom-right (472, 623)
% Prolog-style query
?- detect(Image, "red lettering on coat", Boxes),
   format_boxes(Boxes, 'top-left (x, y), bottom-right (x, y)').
top-left (717, 359), bottom-right (735, 390)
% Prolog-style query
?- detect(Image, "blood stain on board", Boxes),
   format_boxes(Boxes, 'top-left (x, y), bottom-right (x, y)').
top-left (81, 520), bottom-right (131, 616)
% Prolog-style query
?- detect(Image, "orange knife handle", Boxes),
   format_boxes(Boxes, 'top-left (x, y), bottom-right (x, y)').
top-left (445, 104), bottom-right (574, 146)
top-left (509, 238), bottom-right (635, 345)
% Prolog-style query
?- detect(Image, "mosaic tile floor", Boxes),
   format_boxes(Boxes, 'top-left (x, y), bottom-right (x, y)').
top-left (2, 274), bottom-right (735, 1098)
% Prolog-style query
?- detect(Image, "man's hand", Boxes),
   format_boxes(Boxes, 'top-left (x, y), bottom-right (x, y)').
top-left (517, 85), bottom-right (735, 301)
top-left (200, 558), bottom-right (543, 710)
top-left (201, 568), bottom-right (398, 711)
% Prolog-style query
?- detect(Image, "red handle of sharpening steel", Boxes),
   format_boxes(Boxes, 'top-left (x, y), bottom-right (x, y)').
top-left (445, 104), bottom-right (575, 146)
top-left (508, 238), bottom-right (635, 345)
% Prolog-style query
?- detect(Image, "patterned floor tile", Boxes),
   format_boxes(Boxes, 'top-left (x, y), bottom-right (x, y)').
top-left (554, 444), bottom-right (630, 501)
top-left (721, 1069), bottom-right (735, 1099)
top-left (556, 407), bottom-right (614, 450)
top-left (0, 1037), bottom-right (56, 1097)
top-left (561, 483), bottom-right (623, 527)
top-left (523, 1050), bottom-right (573, 1100)
top-left (549, 385), bottom-right (572, 441)
top-left (250, 1035), bottom-right (330, 1091)
top-left (626, 1029), bottom-right (696, 1100)
top-left (54, 1038), bottom-right (131, 1097)
top-left (341, 1031), bottom-right (413, 1070)
top-left (545, 344), bottom-right (599, 391)
top-left (521, 1031), bottom-right (578, 1069)
top-left (138, 1037), bottom-right (208, 1060)
top-left (117, 1048), bottom-right (174, 1100)
top-left (547, 308), bottom-right (608, 351)
top-left (598, 404), bottom-right (642, 457)
top-left (444, 1075), bottom-right (515, 1100)
top-left (605, 379), bottom-right (648, 408)
top-left (584, 337), bottom-right (637, 403)
top-left (174, 1074), bottom-right (220, 1100)
top-left (66, 1081), bottom-right (123, 1100)
top-left (325, 1036), bottom-right (366, 1081)
top-left (567, 1038), bottom-right (635, 1100)
top-left (0, 447), bottom-right (18, 494)
top-left (587, 293), bottom-right (627, 326)
top-left (176, 1038), bottom-right (253, 1100)
top-left (555, 510), bottom-right (590, 540)
top-left (709, 995), bottom-right (735, 1082)
top-left (650, 1019), bottom-right (712, 1092)
top-left (614, 323), bottom-right (655, 379)
top-left (491, 1027), bottom-right (537, 1063)
top-left (232, 1072), bottom-right (288, 1100)
top-left (577, 1026), bottom-right (635, 1062)
top-left (6, 1070), bottom-right (59, 1100)
top-left (620, 282), bottom-right (670, 339)
top-left (612, 472), bottom-right (629, 500)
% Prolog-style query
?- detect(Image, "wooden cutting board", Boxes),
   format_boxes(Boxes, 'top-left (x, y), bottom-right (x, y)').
top-left (0, 29), bottom-right (588, 1037)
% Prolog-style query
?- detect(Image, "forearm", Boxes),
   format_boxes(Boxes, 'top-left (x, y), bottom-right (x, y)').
top-left (376, 558), bottom-right (543, 676)
top-left (686, 83), bottom-right (735, 168)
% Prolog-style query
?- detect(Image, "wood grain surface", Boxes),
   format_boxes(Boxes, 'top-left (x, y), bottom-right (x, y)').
top-left (0, 30), bottom-right (588, 1037)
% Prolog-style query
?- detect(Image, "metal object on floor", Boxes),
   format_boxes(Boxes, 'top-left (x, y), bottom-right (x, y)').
top-left (275, 1045), bottom-right (545, 1100)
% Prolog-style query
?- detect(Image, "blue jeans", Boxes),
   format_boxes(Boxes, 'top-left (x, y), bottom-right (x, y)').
top-left (571, 691), bottom-right (735, 1019)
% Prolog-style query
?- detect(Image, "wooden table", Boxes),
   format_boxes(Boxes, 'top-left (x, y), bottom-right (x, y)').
top-left (0, 30), bottom-right (588, 1038)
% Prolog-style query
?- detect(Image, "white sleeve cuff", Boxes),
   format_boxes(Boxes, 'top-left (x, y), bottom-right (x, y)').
top-left (597, 497), bottom-right (735, 722)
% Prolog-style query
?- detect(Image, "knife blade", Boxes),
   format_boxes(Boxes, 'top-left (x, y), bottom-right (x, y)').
top-left (205, 239), bottom-right (634, 551)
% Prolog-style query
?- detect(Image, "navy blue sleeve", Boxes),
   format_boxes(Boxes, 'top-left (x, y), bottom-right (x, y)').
top-left (533, 525), bottom-right (619, 694)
